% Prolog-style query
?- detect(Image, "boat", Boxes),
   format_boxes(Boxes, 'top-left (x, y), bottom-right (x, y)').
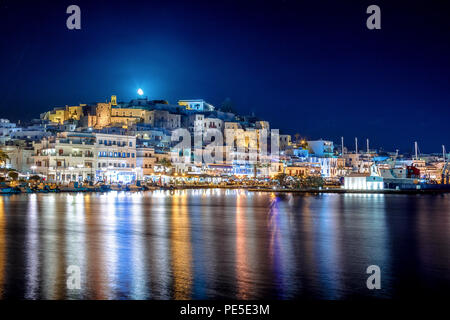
top-left (99, 184), bottom-right (111, 192)
top-left (61, 181), bottom-right (88, 192)
top-left (0, 187), bottom-right (21, 194)
top-left (18, 183), bottom-right (33, 193)
top-left (110, 184), bottom-right (123, 191)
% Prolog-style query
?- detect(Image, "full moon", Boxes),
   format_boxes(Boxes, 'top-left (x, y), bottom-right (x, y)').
top-left (137, 88), bottom-right (144, 96)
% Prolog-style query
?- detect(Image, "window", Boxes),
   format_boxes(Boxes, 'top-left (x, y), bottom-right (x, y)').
top-left (127, 153), bottom-right (130, 158)
top-left (131, 153), bottom-right (135, 158)
top-left (129, 141), bottom-right (133, 147)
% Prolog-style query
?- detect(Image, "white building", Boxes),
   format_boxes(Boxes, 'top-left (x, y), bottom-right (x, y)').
top-left (178, 99), bottom-right (215, 112)
top-left (344, 174), bottom-right (384, 190)
top-left (12, 130), bottom-right (51, 141)
top-left (33, 133), bottom-right (97, 182)
top-left (307, 139), bottom-right (334, 157)
top-left (0, 119), bottom-right (22, 144)
top-left (33, 132), bottom-right (138, 183)
top-left (95, 133), bottom-right (137, 183)
top-left (2, 145), bottom-right (34, 173)
top-left (343, 165), bottom-right (384, 190)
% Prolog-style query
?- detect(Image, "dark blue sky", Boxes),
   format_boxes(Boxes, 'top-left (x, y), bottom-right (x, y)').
top-left (0, 0), bottom-right (449, 153)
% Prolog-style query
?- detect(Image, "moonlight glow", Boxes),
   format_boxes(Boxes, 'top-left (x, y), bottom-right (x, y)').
top-left (137, 88), bottom-right (144, 96)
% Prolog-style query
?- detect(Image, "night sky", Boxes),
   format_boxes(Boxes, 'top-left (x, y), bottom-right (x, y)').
top-left (0, 0), bottom-right (449, 153)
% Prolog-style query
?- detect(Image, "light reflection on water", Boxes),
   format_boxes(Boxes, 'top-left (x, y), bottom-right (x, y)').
top-left (0, 190), bottom-right (449, 299)
top-left (0, 197), bottom-right (5, 299)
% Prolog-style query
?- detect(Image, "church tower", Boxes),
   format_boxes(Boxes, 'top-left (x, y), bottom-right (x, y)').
top-left (111, 95), bottom-right (117, 106)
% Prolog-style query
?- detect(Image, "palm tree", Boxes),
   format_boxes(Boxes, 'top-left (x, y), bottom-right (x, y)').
top-left (294, 133), bottom-right (300, 144)
top-left (0, 149), bottom-right (9, 167)
top-left (274, 173), bottom-right (287, 187)
top-left (253, 162), bottom-right (270, 179)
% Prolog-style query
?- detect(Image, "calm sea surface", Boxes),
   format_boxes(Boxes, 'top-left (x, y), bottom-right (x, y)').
top-left (0, 190), bottom-right (449, 299)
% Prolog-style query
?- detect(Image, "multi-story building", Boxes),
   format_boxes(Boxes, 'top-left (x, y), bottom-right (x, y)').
top-left (11, 129), bottom-right (51, 142)
top-left (33, 132), bottom-right (138, 183)
top-left (279, 134), bottom-right (292, 151)
top-left (307, 139), bottom-right (334, 157)
top-left (185, 114), bottom-right (223, 133)
top-left (136, 147), bottom-right (157, 177)
top-left (43, 105), bottom-right (85, 124)
top-left (2, 142), bottom-right (35, 173)
top-left (110, 107), bottom-right (149, 127)
top-left (136, 147), bottom-right (171, 178)
top-left (0, 119), bottom-right (21, 145)
top-left (285, 163), bottom-right (321, 177)
top-left (147, 110), bottom-right (181, 130)
top-left (33, 132), bottom-right (96, 182)
top-left (224, 122), bottom-right (242, 130)
top-left (95, 133), bottom-right (137, 183)
top-left (134, 127), bottom-right (172, 149)
top-left (178, 99), bottom-right (214, 112)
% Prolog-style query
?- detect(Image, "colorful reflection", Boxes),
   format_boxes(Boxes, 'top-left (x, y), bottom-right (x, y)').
top-left (235, 191), bottom-right (251, 299)
top-left (0, 197), bottom-right (5, 299)
top-left (171, 191), bottom-right (192, 299)
top-left (0, 191), bottom-right (448, 299)
top-left (148, 191), bottom-right (171, 299)
top-left (41, 194), bottom-right (64, 299)
top-left (25, 194), bottom-right (39, 299)
top-left (129, 194), bottom-right (149, 299)
top-left (64, 193), bottom-right (87, 299)
top-left (268, 193), bottom-right (296, 298)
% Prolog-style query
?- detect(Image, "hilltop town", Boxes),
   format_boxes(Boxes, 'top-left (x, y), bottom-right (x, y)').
top-left (0, 93), bottom-right (449, 192)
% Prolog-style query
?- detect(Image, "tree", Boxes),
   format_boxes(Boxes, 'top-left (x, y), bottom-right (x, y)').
top-left (156, 158), bottom-right (172, 173)
top-left (294, 133), bottom-right (300, 144)
top-left (295, 175), bottom-right (324, 189)
top-left (0, 149), bottom-right (9, 167)
top-left (274, 173), bottom-right (287, 187)
top-left (8, 171), bottom-right (19, 180)
top-left (253, 162), bottom-right (270, 179)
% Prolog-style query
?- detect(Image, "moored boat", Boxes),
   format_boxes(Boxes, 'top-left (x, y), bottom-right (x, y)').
top-left (0, 187), bottom-right (21, 194)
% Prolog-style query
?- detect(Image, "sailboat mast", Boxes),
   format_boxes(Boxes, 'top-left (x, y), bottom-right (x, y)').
top-left (415, 141), bottom-right (418, 160)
